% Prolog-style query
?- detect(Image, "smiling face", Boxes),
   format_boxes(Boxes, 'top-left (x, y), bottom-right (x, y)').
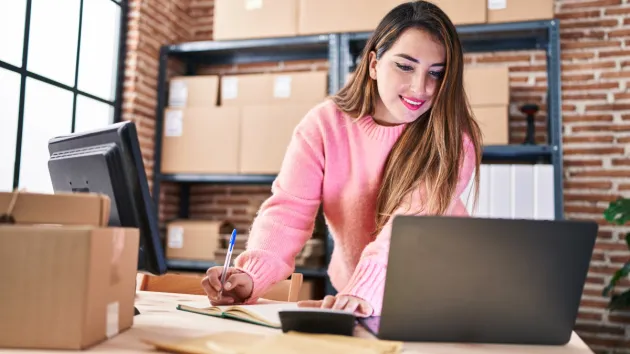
top-left (368, 27), bottom-right (446, 126)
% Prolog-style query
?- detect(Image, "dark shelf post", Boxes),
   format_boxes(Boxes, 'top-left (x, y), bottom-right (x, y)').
top-left (328, 34), bottom-right (341, 95)
top-left (546, 20), bottom-right (564, 220)
top-left (338, 33), bottom-right (351, 90)
top-left (152, 46), bottom-right (169, 212)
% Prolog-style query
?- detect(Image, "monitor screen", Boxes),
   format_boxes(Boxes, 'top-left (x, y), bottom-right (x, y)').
top-left (47, 121), bottom-right (167, 276)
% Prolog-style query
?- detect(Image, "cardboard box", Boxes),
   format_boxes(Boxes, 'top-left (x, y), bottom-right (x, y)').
top-left (472, 105), bottom-right (509, 145)
top-left (239, 104), bottom-right (313, 174)
top-left (487, 0), bottom-right (554, 23)
top-left (220, 71), bottom-right (328, 106)
top-left (430, 0), bottom-right (486, 24)
top-left (168, 75), bottom-right (219, 107)
top-left (464, 66), bottom-right (510, 106)
top-left (0, 191), bottom-right (139, 350)
top-left (220, 74), bottom-right (270, 106)
top-left (298, 0), bottom-right (407, 35)
top-left (166, 220), bottom-right (235, 261)
top-left (465, 66), bottom-right (510, 145)
top-left (161, 106), bottom-right (240, 174)
top-left (213, 0), bottom-right (299, 40)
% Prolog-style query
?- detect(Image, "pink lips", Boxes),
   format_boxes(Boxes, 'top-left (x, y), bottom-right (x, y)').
top-left (399, 95), bottom-right (425, 111)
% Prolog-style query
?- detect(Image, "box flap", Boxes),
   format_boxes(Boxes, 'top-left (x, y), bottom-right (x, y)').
top-left (0, 190), bottom-right (111, 227)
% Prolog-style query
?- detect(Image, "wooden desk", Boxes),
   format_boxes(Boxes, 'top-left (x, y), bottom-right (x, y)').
top-left (0, 291), bottom-right (593, 353)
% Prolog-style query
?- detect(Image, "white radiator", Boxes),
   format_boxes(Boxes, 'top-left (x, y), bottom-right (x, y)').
top-left (460, 164), bottom-right (555, 220)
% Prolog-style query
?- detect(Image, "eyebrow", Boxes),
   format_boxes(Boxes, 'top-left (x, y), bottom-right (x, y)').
top-left (394, 53), bottom-right (445, 67)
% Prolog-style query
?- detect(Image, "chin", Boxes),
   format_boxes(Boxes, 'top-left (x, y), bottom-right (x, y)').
top-left (398, 108), bottom-right (429, 124)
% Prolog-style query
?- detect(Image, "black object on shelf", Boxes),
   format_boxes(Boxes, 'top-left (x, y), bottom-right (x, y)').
top-left (520, 104), bottom-right (540, 145)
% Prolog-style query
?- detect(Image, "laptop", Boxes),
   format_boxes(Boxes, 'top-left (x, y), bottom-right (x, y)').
top-left (359, 215), bottom-right (597, 346)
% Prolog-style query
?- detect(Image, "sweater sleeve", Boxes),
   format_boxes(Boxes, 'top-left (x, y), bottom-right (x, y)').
top-left (233, 108), bottom-right (326, 303)
top-left (338, 134), bottom-right (477, 316)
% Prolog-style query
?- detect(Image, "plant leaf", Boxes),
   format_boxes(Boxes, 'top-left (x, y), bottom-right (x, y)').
top-left (603, 262), bottom-right (630, 297)
top-left (603, 198), bottom-right (630, 225)
top-left (609, 290), bottom-right (630, 311)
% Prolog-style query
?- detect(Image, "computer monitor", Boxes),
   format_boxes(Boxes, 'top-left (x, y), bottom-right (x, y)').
top-left (47, 121), bottom-right (167, 277)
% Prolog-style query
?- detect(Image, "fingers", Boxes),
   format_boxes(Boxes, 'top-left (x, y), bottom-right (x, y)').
top-left (343, 297), bottom-right (360, 314)
top-left (297, 300), bottom-right (323, 308)
top-left (210, 295), bottom-right (235, 306)
top-left (205, 267), bottom-right (224, 292)
top-left (201, 276), bottom-right (217, 297)
top-left (299, 295), bottom-right (371, 316)
top-left (332, 296), bottom-right (349, 310)
top-left (202, 276), bottom-right (225, 302)
top-left (321, 295), bottom-right (336, 309)
top-left (223, 273), bottom-right (250, 291)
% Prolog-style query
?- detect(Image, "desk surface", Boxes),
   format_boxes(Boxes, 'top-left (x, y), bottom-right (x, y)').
top-left (1, 291), bottom-right (593, 353)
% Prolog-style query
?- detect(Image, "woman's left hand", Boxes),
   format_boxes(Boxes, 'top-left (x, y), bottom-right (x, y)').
top-left (297, 294), bottom-right (373, 317)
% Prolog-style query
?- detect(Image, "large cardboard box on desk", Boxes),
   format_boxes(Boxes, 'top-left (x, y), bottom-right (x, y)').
top-left (213, 0), bottom-right (299, 40)
top-left (160, 106), bottom-right (240, 174)
top-left (0, 191), bottom-right (139, 350)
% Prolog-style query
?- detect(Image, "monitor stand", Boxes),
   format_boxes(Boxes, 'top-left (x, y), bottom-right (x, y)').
top-left (134, 278), bottom-right (142, 316)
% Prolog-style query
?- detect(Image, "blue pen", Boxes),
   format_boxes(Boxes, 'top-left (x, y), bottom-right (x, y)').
top-left (219, 229), bottom-right (237, 298)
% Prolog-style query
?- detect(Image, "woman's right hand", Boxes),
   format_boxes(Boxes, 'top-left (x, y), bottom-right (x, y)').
top-left (201, 266), bottom-right (254, 305)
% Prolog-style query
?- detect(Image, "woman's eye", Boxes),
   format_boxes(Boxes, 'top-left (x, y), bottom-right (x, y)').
top-left (430, 71), bottom-right (444, 79)
top-left (395, 63), bottom-right (413, 72)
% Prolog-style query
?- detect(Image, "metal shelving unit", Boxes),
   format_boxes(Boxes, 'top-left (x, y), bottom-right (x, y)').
top-left (152, 19), bottom-right (564, 297)
top-left (152, 33), bottom-right (340, 296)
top-left (152, 33), bottom-right (340, 213)
top-left (339, 19), bottom-right (563, 220)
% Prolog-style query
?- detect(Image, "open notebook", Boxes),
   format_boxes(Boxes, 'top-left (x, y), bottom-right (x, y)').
top-left (176, 301), bottom-right (299, 329)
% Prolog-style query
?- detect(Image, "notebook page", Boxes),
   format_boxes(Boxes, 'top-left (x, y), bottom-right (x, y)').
top-left (234, 302), bottom-right (299, 325)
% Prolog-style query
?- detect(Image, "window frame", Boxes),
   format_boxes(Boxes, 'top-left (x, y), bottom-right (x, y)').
top-left (0, 0), bottom-right (128, 190)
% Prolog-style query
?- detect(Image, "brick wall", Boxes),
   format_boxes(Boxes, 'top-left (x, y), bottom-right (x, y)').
top-left (123, 0), bottom-right (195, 222)
top-left (122, 0), bottom-right (630, 352)
top-left (553, 1), bottom-right (630, 352)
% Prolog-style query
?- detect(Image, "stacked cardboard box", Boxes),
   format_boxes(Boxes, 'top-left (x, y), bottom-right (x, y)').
top-left (213, 0), bottom-right (300, 40)
top-left (161, 75), bottom-right (242, 174)
top-left (161, 71), bottom-right (328, 175)
top-left (464, 66), bottom-right (510, 145)
top-left (221, 71), bottom-right (328, 174)
top-left (165, 220), bottom-right (236, 262)
top-left (486, 0), bottom-right (554, 23)
top-left (0, 192), bottom-right (138, 350)
top-left (212, 0), bottom-right (554, 40)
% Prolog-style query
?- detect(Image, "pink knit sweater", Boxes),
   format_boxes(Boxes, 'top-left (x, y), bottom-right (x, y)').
top-left (234, 100), bottom-right (476, 315)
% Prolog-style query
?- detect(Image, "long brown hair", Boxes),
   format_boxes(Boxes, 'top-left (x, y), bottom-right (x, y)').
top-left (331, 1), bottom-right (482, 235)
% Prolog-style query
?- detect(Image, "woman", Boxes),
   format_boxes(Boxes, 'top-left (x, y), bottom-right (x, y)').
top-left (201, 0), bottom-right (483, 317)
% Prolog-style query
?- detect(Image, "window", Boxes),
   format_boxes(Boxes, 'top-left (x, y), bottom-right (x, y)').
top-left (0, 0), bottom-right (127, 193)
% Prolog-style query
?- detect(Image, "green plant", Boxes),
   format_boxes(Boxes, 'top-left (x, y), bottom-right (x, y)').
top-left (602, 197), bottom-right (630, 311)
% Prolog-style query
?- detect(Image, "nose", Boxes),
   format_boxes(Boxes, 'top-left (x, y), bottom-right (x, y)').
top-left (410, 73), bottom-right (427, 96)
